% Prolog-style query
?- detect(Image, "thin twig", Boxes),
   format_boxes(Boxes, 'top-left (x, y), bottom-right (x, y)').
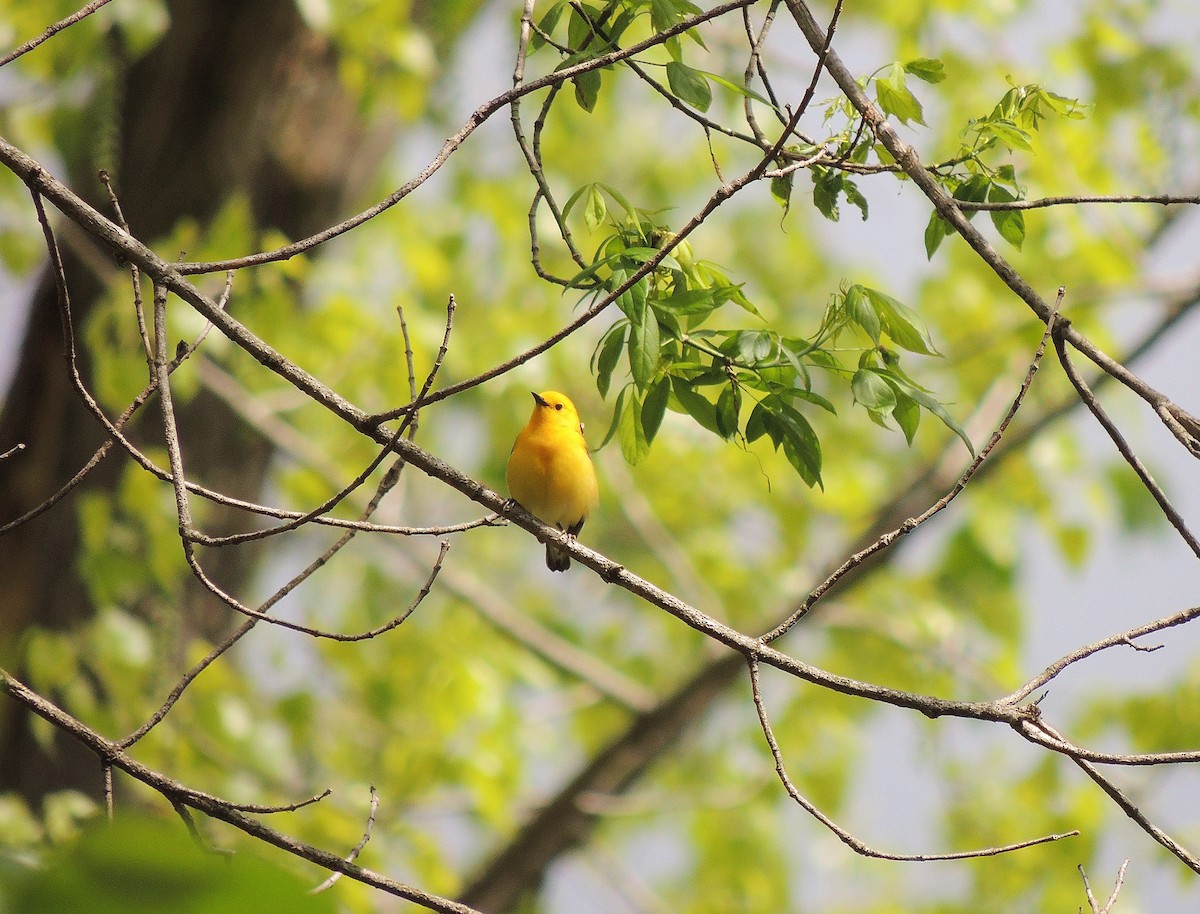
top-left (173, 0), bottom-right (758, 276)
top-left (184, 539), bottom-right (448, 641)
top-left (103, 762), bottom-right (113, 822)
top-left (224, 789), bottom-right (333, 814)
top-left (153, 284), bottom-right (196, 543)
top-left (1032, 719), bottom-right (1200, 874)
top-left (311, 786), bottom-right (380, 894)
top-left (1078, 858), bottom-right (1130, 914)
top-left (98, 168), bottom-right (153, 364)
top-left (742, 1), bottom-right (784, 145)
top-left (0, 0), bottom-right (115, 68)
top-left (760, 290), bottom-right (1062, 644)
top-left (1004, 603), bottom-right (1200, 705)
top-left (1, 670), bottom-right (480, 914)
top-left (1053, 321), bottom-right (1200, 559)
top-left (1017, 719), bottom-right (1200, 766)
top-left (748, 657), bottom-right (1078, 860)
top-left (959, 193), bottom-right (1199, 211)
top-left (120, 539), bottom-right (448, 748)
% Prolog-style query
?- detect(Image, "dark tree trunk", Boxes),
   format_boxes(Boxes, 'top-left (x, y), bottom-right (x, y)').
top-left (0, 0), bottom-right (387, 805)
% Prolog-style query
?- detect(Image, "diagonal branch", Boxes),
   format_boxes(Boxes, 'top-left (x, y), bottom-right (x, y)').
top-left (1029, 718), bottom-right (1200, 873)
top-left (782, 0), bottom-right (1200, 461)
top-left (0, 669), bottom-right (483, 914)
top-left (1053, 322), bottom-right (1200, 558)
top-left (748, 657), bottom-right (1078, 860)
top-left (761, 291), bottom-right (1062, 643)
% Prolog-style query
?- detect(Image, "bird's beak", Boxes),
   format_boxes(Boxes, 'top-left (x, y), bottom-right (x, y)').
top-left (531, 391), bottom-right (549, 408)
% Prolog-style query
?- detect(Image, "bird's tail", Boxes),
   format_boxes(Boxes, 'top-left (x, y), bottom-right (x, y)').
top-left (545, 544), bottom-right (570, 572)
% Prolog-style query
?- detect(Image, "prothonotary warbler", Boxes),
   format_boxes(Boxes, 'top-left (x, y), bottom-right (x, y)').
top-left (506, 390), bottom-right (599, 572)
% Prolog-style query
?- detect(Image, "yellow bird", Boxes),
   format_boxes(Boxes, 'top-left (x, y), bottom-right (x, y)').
top-left (506, 390), bottom-right (599, 571)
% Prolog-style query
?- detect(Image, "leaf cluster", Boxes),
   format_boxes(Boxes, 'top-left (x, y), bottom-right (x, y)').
top-left (567, 186), bottom-right (971, 485)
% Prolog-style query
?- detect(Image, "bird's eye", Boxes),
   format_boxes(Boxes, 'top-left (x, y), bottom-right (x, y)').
top-left (554, 403), bottom-right (563, 410)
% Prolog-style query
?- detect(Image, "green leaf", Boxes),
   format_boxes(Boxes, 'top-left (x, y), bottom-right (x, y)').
top-left (652, 287), bottom-right (720, 317)
top-left (584, 184), bottom-right (608, 231)
top-left (616, 273), bottom-right (649, 323)
top-left (531, 2), bottom-right (566, 49)
top-left (1035, 87), bottom-right (1090, 119)
top-left (735, 330), bottom-right (773, 365)
top-left (628, 303), bottom-right (660, 389)
top-left (863, 287), bottom-right (939, 356)
top-left (841, 178), bottom-right (869, 220)
top-left (924, 210), bottom-right (951, 258)
top-left (707, 273), bottom-right (762, 318)
top-left (903, 57), bottom-right (946, 83)
top-left (573, 67), bottom-right (602, 112)
top-left (561, 182), bottom-right (592, 223)
top-left (886, 375), bottom-right (973, 454)
top-left (811, 168), bottom-right (842, 221)
top-left (851, 369), bottom-right (898, 412)
top-left (875, 62), bottom-right (926, 126)
top-left (568, 3), bottom-right (600, 50)
top-left (642, 378), bottom-right (670, 443)
top-left (987, 184), bottom-right (1026, 250)
top-left (652, 0), bottom-right (703, 34)
top-left (892, 392), bottom-right (921, 444)
top-left (791, 387), bottom-right (837, 414)
top-left (650, 0), bottom-right (676, 32)
top-left (844, 284), bottom-right (880, 343)
top-left (701, 70), bottom-right (771, 105)
top-left (618, 389), bottom-right (650, 464)
top-left (771, 172), bottom-right (794, 213)
top-left (592, 321), bottom-right (627, 398)
top-left (714, 385), bottom-right (740, 440)
top-left (670, 377), bottom-right (720, 434)
top-left (598, 386), bottom-right (628, 448)
top-left (953, 174), bottom-right (991, 205)
top-left (776, 402), bottom-right (822, 487)
top-left (595, 182), bottom-right (635, 217)
top-left (745, 401), bottom-right (769, 442)
top-left (981, 118), bottom-right (1033, 151)
top-left (665, 61), bottom-right (713, 112)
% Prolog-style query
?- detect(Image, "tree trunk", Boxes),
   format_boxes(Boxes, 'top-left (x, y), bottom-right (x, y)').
top-left (0, 0), bottom-right (387, 805)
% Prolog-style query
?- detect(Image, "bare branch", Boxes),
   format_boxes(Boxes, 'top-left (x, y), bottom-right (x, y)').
top-left (311, 785), bottom-right (379, 894)
top-left (959, 193), bottom-right (1199, 211)
top-left (0, 670), bottom-right (482, 914)
top-left (1005, 603), bottom-right (1200, 705)
top-left (0, 0), bottom-right (115, 68)
top-left (181, 539), bottom-right (448, 641)
top-left (1079, 859), bottom-right (1130, 914)
top-left (748, 657), bottom-right (1078, 860)
top-left (173, 0), bottom-right (758, 276)
top-left (761, 290), bottom-right (1062, 643)
top-left (782, 0), bottom-right (1198, 456)
top-left (1031, 720), bottom-right (1200, 873)
top-left (1053, 322), bottom-right (1200, 559)
top-left (224, 789), bottom-right (333, 814)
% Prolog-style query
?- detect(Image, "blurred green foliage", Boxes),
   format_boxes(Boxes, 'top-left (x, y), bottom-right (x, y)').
top-left (2, 0), bottom-right (1198, 912)
top-left (0, 814), bottom-right (335, 914)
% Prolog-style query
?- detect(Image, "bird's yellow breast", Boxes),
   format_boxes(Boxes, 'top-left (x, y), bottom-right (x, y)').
top-left (507, 421), bottom-right (598, 529)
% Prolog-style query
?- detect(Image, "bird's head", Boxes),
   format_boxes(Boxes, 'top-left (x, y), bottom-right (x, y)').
top-left (529, 390), bottom-right (584, 432)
